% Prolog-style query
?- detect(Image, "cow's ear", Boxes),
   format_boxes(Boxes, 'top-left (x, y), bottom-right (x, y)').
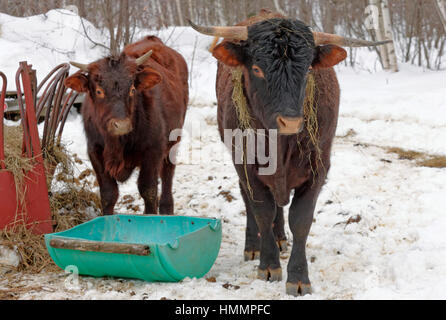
top-left (65, 72), bottom-right (88, 92)
top-left (212, 42), bottom-right (244, 67)
top-left (136, 68), bottom-right (162, 90)
top-left (312, 45), bottom-right (347, 69)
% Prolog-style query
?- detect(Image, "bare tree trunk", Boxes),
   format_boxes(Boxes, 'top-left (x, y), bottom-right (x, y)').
top-left (155, 0), bottom-right (165, 27)
top-left (273, 0), bottom-right (286, 15)
top-left (381, 0), bottom-right (398, 72)
top-left (216, 0), bottom-right (226, 25)
top-left (175, 0), bottom-right (184, 26)
top-left (123, 0), bottom-right (130, 46)
top-left (77, 0), bottom-right (86, 18)
top-left (102, 0), bottom-right (117, 55)
top-left (188, 0), bottom-right (194, 22)
top-left (369, 0), bottom-right (390, 70)
top-left (166, 0), bottom-right (175, 26)
top-left (299, 0), bottom-right (312, 25)
top-left (435, 0), bottom-right (446, 32)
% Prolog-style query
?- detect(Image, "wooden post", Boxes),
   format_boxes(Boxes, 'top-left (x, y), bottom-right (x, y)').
top-left (49, 237), bottom-right (151, 256)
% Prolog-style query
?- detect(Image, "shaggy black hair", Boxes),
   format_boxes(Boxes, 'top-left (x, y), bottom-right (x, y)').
top-left (229, 18), bottom-right (315, 126)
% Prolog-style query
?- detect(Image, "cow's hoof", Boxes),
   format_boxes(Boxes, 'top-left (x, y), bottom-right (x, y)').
top-left (244, 250), bottom-right (260, 261)
top-left (277, 240), bottom-right (288, 252)
top-left (286, 282), bottom-right (312, 296)
top-left (257, 267), bottom-right (282, 282)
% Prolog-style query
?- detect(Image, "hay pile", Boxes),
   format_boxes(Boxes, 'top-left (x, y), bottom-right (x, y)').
top-left (0, 125), bottom-right (101, 273)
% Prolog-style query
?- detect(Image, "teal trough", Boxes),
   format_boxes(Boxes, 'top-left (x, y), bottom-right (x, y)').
top-left (45, 215), bottom-right (222, 282)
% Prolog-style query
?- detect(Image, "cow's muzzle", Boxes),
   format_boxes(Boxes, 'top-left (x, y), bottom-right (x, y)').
top-left (276, 116), bottom-right (304, 135)
top-left (107, 118), bottom-right (133, 136)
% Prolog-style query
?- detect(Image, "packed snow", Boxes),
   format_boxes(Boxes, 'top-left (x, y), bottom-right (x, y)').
top-left (1, 9), bottom-right (445, 300)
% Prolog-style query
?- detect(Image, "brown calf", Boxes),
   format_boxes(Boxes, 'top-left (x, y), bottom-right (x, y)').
top-left (65, 36), bottom-right (188, 215)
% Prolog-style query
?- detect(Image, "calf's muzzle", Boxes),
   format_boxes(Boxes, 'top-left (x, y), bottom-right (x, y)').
top-left (276, 116), bottom-right (304, 135)
top-left (107, 118), bottom-right (133, 136)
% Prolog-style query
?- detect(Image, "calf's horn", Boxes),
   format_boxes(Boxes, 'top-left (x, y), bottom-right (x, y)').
top-left (135, 50), bottom-right (153, 66)
top-left (188, 19), bottom-right (248, 41)
top-left (69, 61), bottom-right (89, 72)
top-left (313, 32), bottom-right (392, 47)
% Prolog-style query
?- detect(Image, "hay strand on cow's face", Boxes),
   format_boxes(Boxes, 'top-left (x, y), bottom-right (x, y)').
top-left (302, 72), bottom-right (324, 176)
top-left (231, 68), bottom-right (255, 199)
top-left (232, 68), bottom-right (252, 130)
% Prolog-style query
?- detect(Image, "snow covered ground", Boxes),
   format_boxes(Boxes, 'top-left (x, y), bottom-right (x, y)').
top-left (1, 9), bottom-right (446, 300)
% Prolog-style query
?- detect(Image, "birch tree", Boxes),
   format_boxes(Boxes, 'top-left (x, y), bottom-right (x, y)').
top-left (435, 0), bottom-right (446, 32)
top-left (273, 0), bottom-right (286, 16)
top-left (369, 0), bottom-right (389, 69)
top-left (381, 0), bottom-right (398, 72)
top-left (175, 0), bottom-right (184, 26)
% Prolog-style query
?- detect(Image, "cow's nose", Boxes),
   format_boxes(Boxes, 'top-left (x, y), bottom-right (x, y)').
top-left (276, 116), bottom-right (304, 135)
top-left (108, 118), bottom-right (133, 136)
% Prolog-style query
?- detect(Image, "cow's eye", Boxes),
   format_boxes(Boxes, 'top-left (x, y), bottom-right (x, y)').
top-left (95, 87), bottom-right (105, 98)
top-left (129, 85), bottom-right (136, 97)
top-left (252, 65), bottom-right (265, 78)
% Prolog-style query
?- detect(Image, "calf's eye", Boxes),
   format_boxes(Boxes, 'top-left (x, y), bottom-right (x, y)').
top-left (95, 87), bottom-right (105, 98)
top-left (252, 65), bottom-right (265, 78)
top-left (129, 85), bottom-right (136, 97)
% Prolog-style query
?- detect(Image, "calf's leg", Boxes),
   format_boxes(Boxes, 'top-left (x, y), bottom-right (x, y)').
top-left (138, 157), bottom-right (162, 215)
top-left (88, 148), bottom-right (118, 215)
top-left (159, 158), bottom-right (175, 215)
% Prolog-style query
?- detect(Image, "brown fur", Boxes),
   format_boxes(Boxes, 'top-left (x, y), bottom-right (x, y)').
top-left (65, 36), bottom-right (188, 215)
top-left (213, 11), bottom-right (341, 294)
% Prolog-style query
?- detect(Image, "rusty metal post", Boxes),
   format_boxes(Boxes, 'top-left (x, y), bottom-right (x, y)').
top-left (0, 71), bottom-right (19, 231)
top-left (15, 62), bottom-right (52, 234)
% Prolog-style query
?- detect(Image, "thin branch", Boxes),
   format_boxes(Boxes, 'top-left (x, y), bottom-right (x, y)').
top-left (79, 14), bottom-right (110, 52)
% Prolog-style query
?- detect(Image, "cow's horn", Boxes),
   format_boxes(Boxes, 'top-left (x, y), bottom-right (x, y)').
top-left (313, 32), bottom-right (392, 47)
top-left (135, 50), bottom-right (153, 66)
top-left (70, 61), bottom-right (89, 72)
top-left (188, 19), bottom-right (248, 41)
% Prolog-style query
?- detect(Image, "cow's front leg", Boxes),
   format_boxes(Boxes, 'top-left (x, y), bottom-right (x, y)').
top-left (240, 182), bottom-right (260, 261)
top-left (240, 180), bottom-right (282, 281)
top-left (138, 159), bottom-right (162, 215)
top-left (88, 147), bottom-right (118, 215)
top-left (241, 183), bottom-right (287, 261)
top-left (274, 206), bottom-right (288, 252)
top-left (286, 182), bottom-right (323, 296)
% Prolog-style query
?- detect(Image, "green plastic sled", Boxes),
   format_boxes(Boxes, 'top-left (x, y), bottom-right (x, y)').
top-left (45, 215), bottom-right (221, 282)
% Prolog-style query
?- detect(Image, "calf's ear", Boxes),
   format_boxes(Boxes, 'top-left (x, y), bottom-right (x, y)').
top-left (65, 72), bottom-right (88, 92)
top-left (312, 45), bottom-right (347, 69)
top-left (212, 42), bottom-right (245, 67)
top-left (136, 68), bottom-right (162, 90)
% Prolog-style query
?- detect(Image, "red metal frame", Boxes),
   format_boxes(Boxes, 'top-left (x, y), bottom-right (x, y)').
top-left (0, 62), bottom-right (52, 234)
top-left (0, 71), bottom-right (19, 230)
